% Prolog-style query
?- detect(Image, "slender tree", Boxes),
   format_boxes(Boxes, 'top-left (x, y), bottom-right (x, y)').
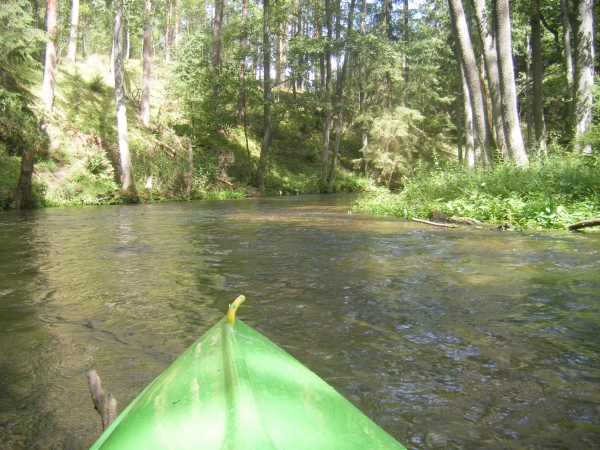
top-left (560, 0), bottom-right (574, 108)
top-left (140, 0), bottom-right (152, 127)
top-left (321, 0), bottom-right (333, 183)
top-left (328, 0), bottom-right (356, 188)
top-left (570, 0), bottom-right (594, 152)
top-left (41, 0), bottom-right (57, 111)
top-left (494, 0), bottom-right (528, 166)
top-left (256, 0), bottom-right (272, 189)
top-left (66, 0), bottom-right (80, 62)
top-left (114, 0), bottom-right (138, 199)
top-left (471, 0), bottom-right (507, 157)
top-left (448, 0), bottom-right (490, 164)
top-left (531, 0), bottom-right (547, 154)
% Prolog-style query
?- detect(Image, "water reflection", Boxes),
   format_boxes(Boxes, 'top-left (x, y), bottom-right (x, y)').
top-left (0, 195), bottom-right (599, 449)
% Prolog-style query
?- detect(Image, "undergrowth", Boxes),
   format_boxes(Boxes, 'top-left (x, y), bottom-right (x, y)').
top-left (353, 153), bottom-right (600, 230)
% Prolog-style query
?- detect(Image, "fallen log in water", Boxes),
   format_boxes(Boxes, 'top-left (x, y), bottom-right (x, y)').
top-left (568, 217), bottom-right (600, 231)
top-left (411, 217), bottom-right (458, 228)
top-left (87, 370), bottom-right (118, 430)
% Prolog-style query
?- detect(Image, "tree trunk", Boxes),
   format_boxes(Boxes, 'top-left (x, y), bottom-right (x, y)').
top-left (448, 0), bottom-right (490, 164)
top-left (455, 39), bottom-right (475, 167)
top-left (494, 0), bottom-right (528, 166)
top-left (359, 0), bottom-right (367, 150)
top-left (140, 0), bottom-right (152, 127)
top-left (471, 0), bottom-right (507, 157)
top-left (165, 2), bottom-right (172, 61)
top-left (213, 0), bottom-right (224, 76)
top-left (322, 0), bottom-right (333, 184)
top-left (236, 0), bottom-right (249, 118)
top-left (560, 0), bottom-right (574, 120)
top-left (526, 35), bottom-right (533, 149)
top-left (41, 0), bottom-right (57, 112)
top-left (531, 0), bottom-right (547, 154)
top-left (66, 0), bottom-right (79, 62)
top-left (328, 0), bottom-right (356, 188)
top-left (14, 147), bottom-right (35, 210)
top-left (571, 0), bottom-right (594, 153)
top-left (256, 0), bottom-right (271, 190)
top-left (114, 0), bottom-right (138, 200)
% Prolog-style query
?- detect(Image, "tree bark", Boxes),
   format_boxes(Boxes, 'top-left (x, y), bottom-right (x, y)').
top-left (494, 0), bottom-right (529, 166)
top-left (213, 0), bottom-right (224, 76)
top-left (41, 0), bottom-right (57, 112)
top-left (531, 0), bottom-right (547, 154)
top-left (321, 0), bottom-right (333, 184)
top-left (471, 0), bottom-right (507, 157)
top-left (15, 147), bottom-right (35, 210)
top-left (448, 0), bottom-right (490, 164)
top-left (140, 0), bottom-right (152, 127)
top-left (256, 0), bottom-right (271, 190)
top-left (165, 1), bottom-right (173, 61)
top-left (66, 0), bottom-right (80, 62)
top-left (560, 0), bottom-right (574, 118)
top-left (236, 0), bottom-right (249, 118)
top-left (525, 35), bottom-right (533, 149)
top-left (571, 0), bottom-right (594, 153)
top-left (114, 0), bottom-right (138, 200)
top-left (359, 0), bottom-right (367, 150)
top-left (186, 138), bottom-right (193, 196)
top-left (460, 57), bottom-right (475, 166)
top-left (328, 0), bottom-right (356, 188)
top-left (87, 370), bottom-right (118, 431)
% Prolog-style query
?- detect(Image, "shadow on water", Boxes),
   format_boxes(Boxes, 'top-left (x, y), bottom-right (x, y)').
top-left (1, 194), bottom-right (599, 448)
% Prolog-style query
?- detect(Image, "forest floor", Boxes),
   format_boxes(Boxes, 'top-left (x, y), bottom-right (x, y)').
top-left (0, 55), bottom-right (370, 209)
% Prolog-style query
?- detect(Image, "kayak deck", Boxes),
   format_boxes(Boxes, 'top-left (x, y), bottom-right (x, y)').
top-left (90, 311), bottom-right (406, 449)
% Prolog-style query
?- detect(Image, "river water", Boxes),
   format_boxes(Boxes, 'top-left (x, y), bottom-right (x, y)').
top-left (0, 194), bottom-right (599, 449)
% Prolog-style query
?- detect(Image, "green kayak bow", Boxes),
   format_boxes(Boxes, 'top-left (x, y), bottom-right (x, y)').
top-left (90, 296), bottom-right (406, 449)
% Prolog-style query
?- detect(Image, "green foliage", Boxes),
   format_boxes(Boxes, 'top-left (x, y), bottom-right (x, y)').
top-left (356, 107), bottom-right (424, 187)
top-left (353, 154), bottom-right (600, 229)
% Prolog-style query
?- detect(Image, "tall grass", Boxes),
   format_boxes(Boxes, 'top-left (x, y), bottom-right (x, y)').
top-left (353, 153), bottom-right (600, 229)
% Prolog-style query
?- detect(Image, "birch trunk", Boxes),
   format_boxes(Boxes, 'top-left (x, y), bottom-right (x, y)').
top-left (448, 0), bottom-right (490, 164)
top-left (41, 0), bottom-right (57, 112)
top-left (140, 0), bottom-right (152, 127)
top-left (114, 0), bottom-right (138, 199)
top-left (494, 0), bottom-right (528, 166)
top-left (66, 0), bottom-right (79, 62)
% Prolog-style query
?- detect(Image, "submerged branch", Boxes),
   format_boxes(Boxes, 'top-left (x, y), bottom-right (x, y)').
top-left (87, 370), bottom-right (118, 430)
top-left (411, 217), bottom-right (458, 228)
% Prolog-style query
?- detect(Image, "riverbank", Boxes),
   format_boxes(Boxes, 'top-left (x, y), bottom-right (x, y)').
top-left (0, 56), bottom-right (370, 210)
top-left (352, 153), bottom-right (600, 230)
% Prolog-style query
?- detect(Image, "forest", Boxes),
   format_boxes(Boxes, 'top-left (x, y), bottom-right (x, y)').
top-left (0, 0), bottom-right (598, 229)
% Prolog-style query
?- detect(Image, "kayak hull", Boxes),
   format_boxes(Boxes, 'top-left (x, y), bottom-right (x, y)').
top-left (90, 317), bottom-right (406, 449)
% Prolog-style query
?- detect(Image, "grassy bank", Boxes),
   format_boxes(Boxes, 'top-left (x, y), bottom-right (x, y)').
top-left (0, 56), bottom-right (370, 210)
top-left (353, 153), bottom-right (600, 230)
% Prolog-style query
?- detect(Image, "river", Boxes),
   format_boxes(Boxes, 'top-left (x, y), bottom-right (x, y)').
top-left (0, 194), bottom-right (599, 449)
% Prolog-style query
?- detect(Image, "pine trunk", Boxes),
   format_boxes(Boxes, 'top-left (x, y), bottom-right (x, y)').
top-left (322, 0), bottom-right (333, 184)
top-left (15, 147), bottom-right (35, 210)
top-left (256, 0), bottom-right (271, 189)
top-left (140, 0), bottom-right (152, 127)
top-left (114, 0), bottom-right (138, 200)
top-left (531, 0), bottom-right (547, 154)
top-left (494, 0), bottom-right (528, 166)
top-left (41, 0), bottom-right (57, 112)
top-left (66, 0), bottom-right (80, 62)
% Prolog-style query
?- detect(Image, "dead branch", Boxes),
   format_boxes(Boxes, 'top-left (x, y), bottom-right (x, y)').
top-left (87, 370), bottom-right (118, 430)
top-left (412, 217), bottom-right (458, 228)
top-left (218, 177), bottom-right (234, 187)
top-left (154, 139), bottom-right (180, 158)
top-left (568, 217), bottom-right (600, 231)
